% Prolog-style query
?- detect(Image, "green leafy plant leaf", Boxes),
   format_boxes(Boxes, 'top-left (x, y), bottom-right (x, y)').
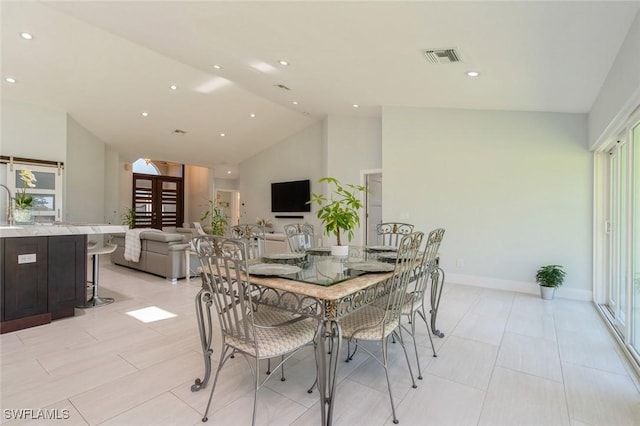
top-left (309, 177), bottom-right (366, 246)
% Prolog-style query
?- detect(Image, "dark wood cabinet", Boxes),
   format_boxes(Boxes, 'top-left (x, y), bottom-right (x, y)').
top-left (0, 235), bottom-right (87, 333)
top-left (1, 237), bottom-right (48, 322)
top-left (48, 235), bottom-right (87, 319)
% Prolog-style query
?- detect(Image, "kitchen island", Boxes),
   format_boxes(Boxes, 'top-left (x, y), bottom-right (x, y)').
top-left (0, 223), bottom-right (128, 333)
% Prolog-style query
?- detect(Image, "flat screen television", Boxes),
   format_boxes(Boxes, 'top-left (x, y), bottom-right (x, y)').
top-left (271, 179), bottom-right (311, 212)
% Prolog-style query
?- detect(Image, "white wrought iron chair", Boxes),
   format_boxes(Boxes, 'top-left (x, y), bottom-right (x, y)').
top-left (341, 231), bottom-right (424, 424)
top-left (230, 224), bottom-right (265, 259)
top-left (193, 236), bottom-right (318, 425)
top-left (376, 222), bottom-right (415, 247)
top-left (231, 223), bottom-right (290, 376)
top-left (193, 221), bottom-right (208, 236)
top-left (399, 227), bottom-right (445, 379)
top-left (284, 223), bottom-right (315, 252)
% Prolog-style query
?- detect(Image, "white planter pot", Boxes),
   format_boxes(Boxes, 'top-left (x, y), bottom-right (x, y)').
top-left (331, 245), bottom-right (349, 257)
top-left (539, 286), bottom-right (556, 300)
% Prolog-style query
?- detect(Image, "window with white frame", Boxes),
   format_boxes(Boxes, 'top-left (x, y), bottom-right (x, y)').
top-left (6, 162), bottom-right (63, 222)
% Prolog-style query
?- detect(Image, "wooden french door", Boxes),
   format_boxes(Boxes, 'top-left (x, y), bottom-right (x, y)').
top-left (132, 173), bottom-right (184, 229)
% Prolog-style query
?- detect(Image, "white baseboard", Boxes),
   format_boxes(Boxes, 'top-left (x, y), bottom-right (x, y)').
top-left (446, 273), bottom-right (593, 301)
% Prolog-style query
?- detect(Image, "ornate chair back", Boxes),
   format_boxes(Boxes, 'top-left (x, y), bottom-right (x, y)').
top-left (382, 231), bottom-right (424, 328)
top-left (376, 222), bottom-right (414, 247)
top-left (230, 224), bottom-right (265, 259)
top-left (284, 223), bottom-right (315, 252)
top-left (193, 236), bottom-right (256, 349)
top-left (193, 222), bottom-right (208, 236)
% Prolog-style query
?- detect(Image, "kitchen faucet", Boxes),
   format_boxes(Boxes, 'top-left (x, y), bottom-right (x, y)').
top-left (0, 184), bottom-right (14, 226)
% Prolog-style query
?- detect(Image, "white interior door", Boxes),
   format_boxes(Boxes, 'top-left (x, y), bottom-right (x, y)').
top-left (216, 189), bottom-right (240, 226)
top-left (365, 172), bottom-right (382, 245)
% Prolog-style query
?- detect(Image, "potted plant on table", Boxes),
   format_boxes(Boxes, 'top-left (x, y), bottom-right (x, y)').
top-left (535, 264), bottom-right (566, 300)
top-left (308, 176), bottom-right (366, 256)
top-left (201, 199), bottom-right (228, 236)
top-left (13, 169), bottom-right (37, 224)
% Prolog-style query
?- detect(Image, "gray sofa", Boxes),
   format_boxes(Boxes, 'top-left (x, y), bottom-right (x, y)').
top-left (111, 231), bottom-right (194, 283)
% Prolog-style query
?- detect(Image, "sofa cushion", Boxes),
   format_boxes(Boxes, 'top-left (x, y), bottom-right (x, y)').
top-left (141, 231), bottom-right (185, 243)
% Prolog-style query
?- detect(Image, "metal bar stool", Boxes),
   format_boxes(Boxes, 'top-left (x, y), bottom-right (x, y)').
top-left (77, 243), bottom-right (117, 308)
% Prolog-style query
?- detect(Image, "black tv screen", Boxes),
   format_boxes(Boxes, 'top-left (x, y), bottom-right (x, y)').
top-left (271, 179), bottom-right (311, 212)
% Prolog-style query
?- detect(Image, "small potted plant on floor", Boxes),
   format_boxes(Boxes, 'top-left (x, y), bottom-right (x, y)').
top-left (309, 176), bottom-right (366, 256)
top-left (535, 264), bottom-right (566, 300)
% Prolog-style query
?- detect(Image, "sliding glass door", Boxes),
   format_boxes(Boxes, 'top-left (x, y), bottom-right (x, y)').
top-left (600, 113), bottom-right (640, 365)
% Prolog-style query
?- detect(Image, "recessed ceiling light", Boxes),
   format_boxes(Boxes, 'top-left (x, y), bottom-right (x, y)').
top-left (278, 60), bottom-right (289, 66)
top-left (213, 64), bottom-right (222, 70)
top-left (5, 77), bottom-right (16, 84)
top-left (220, 133), bottom-right (225, 137)
top-left (20, 32), bottom-right (33, 40)
top-left (250, 113), bottom-right (256, 118)
top-left (170, 84), bottom-right (177, 90)
top-left (141, 112), bottom-right (149, 117)
top-left (352, 104), bottom-right (360, 108)
top-left (227, 170), bottom-right (232, 174)
top-left (466, 71), bottom-right (480, 77)
top-left (292, 101), bottom-right (299, 105)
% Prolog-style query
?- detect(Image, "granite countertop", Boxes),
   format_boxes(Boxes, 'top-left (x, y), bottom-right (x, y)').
top-left (0, 223), bottom-right (128, 238)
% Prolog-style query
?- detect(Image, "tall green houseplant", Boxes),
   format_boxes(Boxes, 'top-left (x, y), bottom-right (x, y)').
top-left (309, 177), bottom-right (366, 246)
top-left (121, 207), bottom-right (136, 229)
top-left (201, 199), bottom-right (228, 236)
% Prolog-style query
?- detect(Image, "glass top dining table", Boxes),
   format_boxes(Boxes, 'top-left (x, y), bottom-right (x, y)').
top-left (251, 245), bottom-right (398, 287)
top-left (191, 242), bottom-right (445, 426)
top-left (192, 245), bottom-right (401, 426)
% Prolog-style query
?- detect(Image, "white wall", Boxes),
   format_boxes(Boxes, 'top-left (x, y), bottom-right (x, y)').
top-left (324, 115), bottom-right (382, 245)
top-left (104, 147), bottom-right (120, 225)
top-left (66, 116), bottom-right (105, 223)
top-left (0, 99), bottom-right (67, 161)
top-left (589, 10), bottom-right (640, 149)
top-left (0, 100), bottom-right (68, 223)
top-left (117, 160), bottom-right (132, 219)
top-left (382, 107), bottom-right (592, 298)
top-left (185, 165), bottom-right (212, 226)
top-left (325, 115), bottom-right (382, 181)
top-left (239, 117), bottom-right (382, 241)
top-left (239, 121), bottom-right (324, 232)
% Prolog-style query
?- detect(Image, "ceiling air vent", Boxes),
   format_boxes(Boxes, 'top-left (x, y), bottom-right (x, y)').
top-left (423, 48), bottom-right (462, 64)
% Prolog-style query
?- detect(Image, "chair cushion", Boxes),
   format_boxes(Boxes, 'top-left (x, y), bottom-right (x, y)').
top-left (341, 305), bottom-right (400, 341)
top-left (225, 309), bottom-right (316, 359)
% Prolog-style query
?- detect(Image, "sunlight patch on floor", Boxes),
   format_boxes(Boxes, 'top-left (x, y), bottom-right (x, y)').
top-left (126, 306), bottom-right (177, 323)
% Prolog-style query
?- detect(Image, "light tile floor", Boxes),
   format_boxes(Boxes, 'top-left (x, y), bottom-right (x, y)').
top-left (2, 263), bottom-right (640, 425)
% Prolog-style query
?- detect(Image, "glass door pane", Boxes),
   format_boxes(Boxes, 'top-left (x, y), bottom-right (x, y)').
top-left (630, 122), bottom-right (640, 355)
top-left (618, 141), bottom-right (628, 329)
top-left (608, 148), bottom-right (620, 316)
top-left (606, 134), bottom-right (630, 336)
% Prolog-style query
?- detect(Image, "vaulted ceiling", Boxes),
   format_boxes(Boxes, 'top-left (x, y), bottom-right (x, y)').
top-left (2, 1), bottom-right (638, 177)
